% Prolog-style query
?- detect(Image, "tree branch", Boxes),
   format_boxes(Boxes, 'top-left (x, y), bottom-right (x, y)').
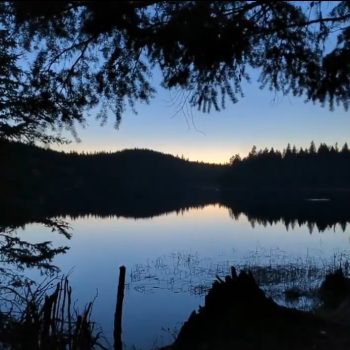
top-left (61, 36), bottom-right (95, 87)
top-left (46, 36), bottom-right (95, 72)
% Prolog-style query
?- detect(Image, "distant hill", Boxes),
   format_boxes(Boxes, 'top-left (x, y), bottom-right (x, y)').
top-left (0, 140), bottom-right (225, 217)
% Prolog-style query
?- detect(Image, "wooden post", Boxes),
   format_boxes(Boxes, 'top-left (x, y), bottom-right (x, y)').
top-left (114, 266), bottom-right (126, 350)
top-left (231, 266), bottom-right (238, 280)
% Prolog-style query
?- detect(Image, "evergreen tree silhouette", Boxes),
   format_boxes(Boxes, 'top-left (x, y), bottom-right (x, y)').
top-left (223, 141), bottom-right (350, 189)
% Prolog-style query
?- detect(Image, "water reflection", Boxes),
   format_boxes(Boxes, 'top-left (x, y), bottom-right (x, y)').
top-left (2, 197), bottom-right (350, 349)
top-left (223, 196), bottom-right (350, 233)
top-left (12, 200), bottom-right (350, 349)
top-left (40, 198), bottom-right (350, 235)
top-left (6, 192), bottom-right (350, 233)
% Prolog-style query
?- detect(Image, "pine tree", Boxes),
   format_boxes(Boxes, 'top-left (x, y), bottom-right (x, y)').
top-left (249, 146), bottom-right (257, 158)
top-left (234, 154), bottom-right (242, 162)
top-left (309, 141), bottom-right (317, 154)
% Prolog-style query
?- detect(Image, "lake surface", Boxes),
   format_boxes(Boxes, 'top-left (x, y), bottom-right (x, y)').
top-left (17, 203), bottom-right (350, 349)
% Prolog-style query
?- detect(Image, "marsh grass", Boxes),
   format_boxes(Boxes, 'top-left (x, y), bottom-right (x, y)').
top-left (1, 247), bottom-right (349, 350)
top-left (129, 247), bottom-right (350, 310)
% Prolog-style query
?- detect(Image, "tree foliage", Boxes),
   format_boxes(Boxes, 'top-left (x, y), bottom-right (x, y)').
top-left (1, 1), bottom-right (350, 140)
top-left (0, 27), bottom-right (88, 145)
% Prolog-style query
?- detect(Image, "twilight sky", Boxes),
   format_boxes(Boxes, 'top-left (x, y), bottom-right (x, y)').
top-left (56, 37), bottom-right (350, 164)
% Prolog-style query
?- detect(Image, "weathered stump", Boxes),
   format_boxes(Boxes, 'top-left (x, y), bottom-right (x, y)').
top-left (172, 268), bottom-right (350, 350)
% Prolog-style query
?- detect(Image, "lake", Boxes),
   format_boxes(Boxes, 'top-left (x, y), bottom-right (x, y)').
top-left (15, 201), bottom-right (350, 349)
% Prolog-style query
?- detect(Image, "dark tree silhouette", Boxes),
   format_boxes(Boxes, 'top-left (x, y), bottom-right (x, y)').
top-left (0, 140), bottom-right (224, 216)
top-left (0, 141), bottom-right (72, 274)
top-left (4, 139), bottom-right (350, 233)
top-left (4, 141), bottom-right (350, 235)
top-left (0, 26), bottom-right (86, 144)
top-left (0, 26), bottom-right (75, 274)
top-left (223, 141), bottom-right (350, 189)
top-left (1, 1), bottom-right (350, 139)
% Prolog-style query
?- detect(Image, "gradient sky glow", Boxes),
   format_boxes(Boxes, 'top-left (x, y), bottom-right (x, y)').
top-left (56, 66), bottom-right (350, 164)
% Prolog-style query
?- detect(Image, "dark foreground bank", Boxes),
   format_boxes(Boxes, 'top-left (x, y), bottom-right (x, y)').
top-left (1, 267), bottom-right (350, 350)
top-left (169, 269), bottom-right (350, 350)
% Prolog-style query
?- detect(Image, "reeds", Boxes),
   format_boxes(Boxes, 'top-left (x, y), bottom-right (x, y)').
top-left (0, 275), bottom-right (108, 350)
top-left (0, 247), bottom-right (348, 349)
top-left (128, 248), bottom-right (350, 310)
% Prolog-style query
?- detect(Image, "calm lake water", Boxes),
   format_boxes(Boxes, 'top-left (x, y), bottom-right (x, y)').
top-left (18, 203), bottom-right (350, 349)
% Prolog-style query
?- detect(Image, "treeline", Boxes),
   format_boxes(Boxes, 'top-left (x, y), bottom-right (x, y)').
top-left (0, 140), bottom-right (224, 216)
top-left (4, 139), bottom-right (350, 221)
top-left (221, 142), bottom-right (350, 188)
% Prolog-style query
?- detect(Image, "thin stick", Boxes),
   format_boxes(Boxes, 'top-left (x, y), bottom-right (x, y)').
top-left (114, 266), bottom-right (126, 350)
top-left (61, 279), bottom-right (68, 334)
top-left (68, 285), bottom-right (72, 350)
top-left (231, 266), bottom-right (238, 280)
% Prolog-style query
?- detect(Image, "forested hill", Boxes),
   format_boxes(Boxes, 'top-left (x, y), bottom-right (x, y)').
top-left (222, 141), bottom-right (350, 189)
top-left (1, 140), bottom-right (225, 212)
top-left (4, 139), bottom-right (350, 218)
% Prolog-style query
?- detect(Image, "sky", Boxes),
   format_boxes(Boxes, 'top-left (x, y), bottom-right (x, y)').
top-left (54, 2), bottom-right (350, 164)
top-left (56, 68), bottom-right (350, 164)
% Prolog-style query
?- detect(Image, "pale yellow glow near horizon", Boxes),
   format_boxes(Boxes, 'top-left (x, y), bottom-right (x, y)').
top-left (53, 142), bottom-right (248, 164)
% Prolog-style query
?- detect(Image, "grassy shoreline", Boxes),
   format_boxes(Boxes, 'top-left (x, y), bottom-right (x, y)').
top-left (1, 248), bottom-right (350, 349)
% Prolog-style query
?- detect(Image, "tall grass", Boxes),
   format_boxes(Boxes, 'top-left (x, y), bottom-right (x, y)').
top-left (129, 247), bottom-right (350, 310)
top-left (0, 275), bottom-right (109, 350)
top-left (0, 247), bottom-right (349, 349)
